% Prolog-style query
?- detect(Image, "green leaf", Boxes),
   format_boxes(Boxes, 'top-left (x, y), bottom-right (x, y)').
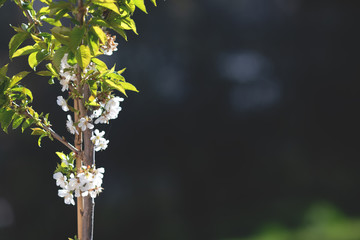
top-left (0, 64), bottom-right (8, 76)
top-left (9, 32), bottom-right (30, 59)
top-left (76, 45), bottom-right (91, 69)
top-left (149, 0), bottom-right (156, 6)
top-left (51, 26), bottom-right (71, 46)
top-left (69, 26), bottom-right (85, 51)
top-left (43, 17), bottom-right (62, 27)
top-left (38, 133), bottom-right (47, 147)
top-left (36, 71), bottom-right (53, 76)
top-left (11, 87), bottom-right (33, 102)
top-left (21, 118), bottom-right (35, 132)
top-left (56, 151), bottom-right (67, 160)
top-left (120, 81), bottom-right (138, 92)
top-left (9, 71), bottom-right (30, 88)
top-left (12, 114), bottom-right (24, 129)
top-left (105, 79), bottom-right (127, 96)
top-left (92, 58), bottom-right (108, 71)
top-left (12, 45), bottom-right (38, 58)
top-left (92, 0), bottom-right (121, 15)
top-left (91, 26), bottom-right (107, 44)
top-left (46, 63), bottom-right (59, 76)
top-left (0, 109), bottom-right (15, 133)
top-left (28, 50), bottom-right (49, 70)
top-left (134, 0), bottom-right (147, 13)
top-left (31, 127), bottom-right (46, 135)
top-left (88, 31), bottom-right (100, 56)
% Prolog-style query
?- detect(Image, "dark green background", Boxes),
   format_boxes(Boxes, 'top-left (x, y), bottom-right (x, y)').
top-left (1, 0), bottom-right (360, 239)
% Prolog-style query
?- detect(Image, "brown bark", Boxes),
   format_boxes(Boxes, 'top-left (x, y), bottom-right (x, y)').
top-left (75, 0), bottom-right (95, 238)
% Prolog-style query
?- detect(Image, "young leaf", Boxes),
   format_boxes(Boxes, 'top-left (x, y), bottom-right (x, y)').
top-left (9, 71), bottom-right (30, 88)
top-left (149, 0), bottom-right (156, 6)
top-left (0, 64), bottom-right (8, 76)
top-left (0, 109), bottom-right (15, 133)
top-left (9, 32), bottom-right (30, 59)
top-left (133, 0), bottom-right (147, 13)
top-left (11, 87), bottom-right (33, 102)
top-left (88, 31), bottom-right (100, 56)
top-left (120, 81), bottom-right (138, 92)
top-left (104, 79), bottom-right (127, 96)
top-left (51, 26), bottom-right (71, 46)
top-left (12, 45), bottom-right (38, 58)
top-left (76, 45), bottom-right (91, 69)
top-left (43, 17), bottom-right (62, 27)
top-left (36, 71), bottom-right (53, 76)
top-left (91, 26), bottom-right (107, 44)
top-left (21, 118), bottom-right (35, 132)
top-left (28, 50), bottom-right (49, 70)
top-left (92, 58), bottom-right (108, 71)
top-left (56, 151), bottom-right (67, 160)
top-left (12, 114), bottom-right (24, 129)
top-left (92, 0), bottom-right (121, 15)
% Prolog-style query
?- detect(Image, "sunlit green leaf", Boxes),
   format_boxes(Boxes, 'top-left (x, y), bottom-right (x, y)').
top-left (149, 0), bottom-right (156, 6)
top-left (76, 45), bottom-right (91, 69)
top-left (92, 0), bottom-right (121, 15)
top-left (28, 50), bottom-right (49, 70)
top-left (12, 45), bottom-right (38, 58)
top-left (11, 86), bottom-right (33, 102)
top-left (12, 114), bottom-right (24, 129)
top-left (134, 0), bottom-right (147, 13)
top-left (43, 17), bottom-right (62, 27)
top-left (9, 71), bottom-right (30, 88)
top-left (9, 32), bottom-right (30, 59)
top-left (88, 31), bottom-right (100, 56)
top-left (36, 71), bottom-right (53, 76)
top-left (91, 26), bottom-right (107, 44)
top-left (51, 26), bottom-right (71, 46)
top-left (21, 118), bottom-right (35, 133)
top-left (120, 81), bottom-right (138, 92)
top-left (105, 79), bottom-right (127, 96)
top-left (92, 58), bottom-right (107, 71)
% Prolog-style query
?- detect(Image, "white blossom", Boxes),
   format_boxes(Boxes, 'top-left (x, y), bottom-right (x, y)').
top-left (91, 108), bottom-right (102, 119)
top-left (56, 96), bottom-right (69, 112)
top-left (94, 115), bottom-right (109, 124)
top-left (54, 166), bottom-right (105, 204)
top-left (66, 115), bottom-right (79, 135)
top-left (58, 189), bottom-right (75, 205)
top-left (59, 54), bottom-right (76, 92)
top-left (91, 130), bottom-right (109, 152)
top-left (78, 116), bottom-right (94, 131)
top-left (94, 138), bottom-right (109, 151)
top-left (90, 129), bottom-right (105, 145)
top-left (53, 172), bottom-right (67, 189)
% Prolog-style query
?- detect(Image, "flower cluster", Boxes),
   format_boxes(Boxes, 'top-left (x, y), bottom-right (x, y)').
top-left (100, 33), bottom-right (118, 56)
top-left (54, 165), bottom-right (105, 205)
top-left (59, 54), bottom-right (77, 92)
top-left (91, 129), bottom-right (109, 151)
top-left (93, 96), bottom-right (124, 124)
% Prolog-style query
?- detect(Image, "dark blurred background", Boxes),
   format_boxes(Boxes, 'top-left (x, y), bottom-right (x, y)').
top-left (1, 0), bottom-right (360, 239)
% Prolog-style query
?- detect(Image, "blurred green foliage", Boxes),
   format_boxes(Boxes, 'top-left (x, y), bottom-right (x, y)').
top-left (225, 203), bottom-right (360, 240)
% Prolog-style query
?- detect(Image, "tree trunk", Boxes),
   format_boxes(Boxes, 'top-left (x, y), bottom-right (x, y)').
top-left (75, 0), bottom-right (95, 238)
